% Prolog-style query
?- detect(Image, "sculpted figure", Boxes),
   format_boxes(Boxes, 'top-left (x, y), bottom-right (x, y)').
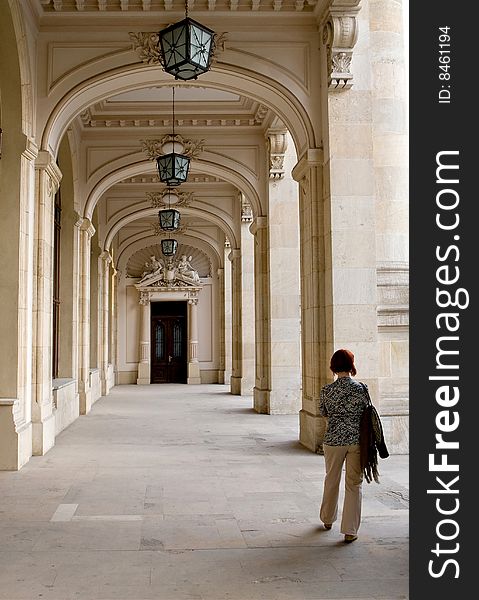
top-left (177, 254), bottom-right (200, 283)
top-left (139, 255), bottom-right (163, 284)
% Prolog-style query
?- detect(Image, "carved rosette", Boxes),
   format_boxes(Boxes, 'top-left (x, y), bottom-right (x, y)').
top-left (141, 135), bottom-right (205, 160)
top-left (266, 129), bottom-right (288, 180)
top-left (323, 1), bottom-right (361, 92)
top-left (147, 190), bottom-right (194, 209)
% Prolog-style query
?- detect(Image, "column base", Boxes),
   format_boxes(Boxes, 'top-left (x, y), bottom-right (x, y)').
top-left (0, 402), bottom-right (32, 470)
top-left (32, 412), bottom-right (56, 456)
top-left (217, 370), bottom-right (225, 384)
top-left (299, 409), bottom-right (327, 454)
top-left (137, 362), bottom-right (150, 385)
top-left (187, 362), bottom-right (201, 384)
top-left (253, 387), bottom-right (270, 413)
top-left (79, 388), bottom-right (92, 415)
top-left (230, 376), bottom-right (242, 395)
top-left (268, 388), bottom-right (301, 414)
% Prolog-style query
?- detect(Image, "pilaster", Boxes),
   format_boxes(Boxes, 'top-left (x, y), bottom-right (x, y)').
top-left (241, 195), bottom-right (255, 395)
top-left (229, 248), bottom-right (242, 395)
top-left (250, 216), bottom-right (271, 412)
top-left (187, 298), bottom-right (201, 384)
top-left (137, 291), bottom-right (151, 385)
top-left (265, 130), bottom-right (302, 414)
top-left (78, 217), bottom-right (95, 413)
top-left (32, 150), bottom-right (62, 455)
top-left (99, 251), bottom-right (112, 395)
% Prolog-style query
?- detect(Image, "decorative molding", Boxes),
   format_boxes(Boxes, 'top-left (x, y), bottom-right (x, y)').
top-left (129, 32), bottom-right (163, 66)
top-left (266, 129), bottom-right (288, 179)
top-left (323, 0), bottom-right (361, 92)
top-left (150, 222), bottom-right (188, 237)
top-left (139, 290), bottom-right (152, 305)
top-left (35, 150), bottom-right (63, 193)
top-left (241, 196), bottom-right (253, 223)
top-left (377, 262), bottom-right (409, 328)
top-left (249, 215), bottom-right (267, 235)
top-left (254, 104), bottom-right (269, 124)
top-left (141, 135), bottom-right (205, 160)
top-left (147, 190), bottom-right (194, 209)
top-left (100, 250), bottom-right (112, 264)
top-left (44, 0), bottom-right (315, 11)
top-left (80, 217), bottom-right (96, 238)
top-left (22, 138), bottom-right (39, 163)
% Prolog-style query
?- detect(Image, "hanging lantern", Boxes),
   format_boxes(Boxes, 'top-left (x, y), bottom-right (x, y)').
top-left (156, 152), bottom-right (190, 186)
top-left (159, 208), bottom-right (180, 231)
top-left (159, 2), bottom-right (215, 81)
top-left (156, 87), bottom-right (190, 186)
top-left (161, 238), bottom-right (178, 256)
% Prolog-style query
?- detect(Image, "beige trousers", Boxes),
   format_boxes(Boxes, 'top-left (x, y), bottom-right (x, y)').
top-left (320, 444), bottom-right (363, 535)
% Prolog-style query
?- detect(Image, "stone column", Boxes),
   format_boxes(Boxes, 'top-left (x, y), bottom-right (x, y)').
top-left (370, 0), bottom-right (409, 451)
top-left (99, 251), bottom-right (112, 395)
top-left (240, 196), bottom-right (255, 395)
top-left (187, 297), bottom-right (201, 384)
top-left (111, 266), bottom-right (118, 384)
top-left (32, 150), bottom-right (62, 456)
top-left (217, 267), bottom-right (225, 384)
top-left (78, 217), bottom-right (95, 414)
top-left (0, 137), bottom-right (38, 469)
top-left (266, 129), bottom-right (302, 414)
top-left (292, 154), bottom-right (329, 452)
top-left (251, 216), bottom-right (271, 412)
top-left (137, 291), bottom-right (151, 385)
top-left (223, 242), bottom-right (232, 385)
top-left (229, 248), bottom-right (242, 395)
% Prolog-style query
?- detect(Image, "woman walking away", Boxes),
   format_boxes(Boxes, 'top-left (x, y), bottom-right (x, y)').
top-left (319, 349), bottom-right (369, 543)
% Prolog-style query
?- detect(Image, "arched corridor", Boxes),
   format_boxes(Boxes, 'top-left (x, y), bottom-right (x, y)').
top-left (0, 385), bottom-right (408, 599)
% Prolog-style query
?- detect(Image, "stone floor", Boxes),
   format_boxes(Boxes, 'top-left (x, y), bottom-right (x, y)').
top-left (0, 384), bottom-right (409, 600)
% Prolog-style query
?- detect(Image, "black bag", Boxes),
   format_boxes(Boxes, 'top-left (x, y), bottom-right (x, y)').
top-left (359, 383), bottom-right (389, 483)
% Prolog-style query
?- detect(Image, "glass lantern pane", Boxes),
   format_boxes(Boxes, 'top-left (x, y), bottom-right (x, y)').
top-left (189, 24), bottom-right (212, 68)
top-left (162, 22), bottom-right (188, 70)
top-left (161, 239), bottom-right (178, 256)
top-left (159, 209), bottom-right (180, 231)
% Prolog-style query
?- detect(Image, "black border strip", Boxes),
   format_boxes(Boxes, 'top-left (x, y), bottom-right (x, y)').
top-left (410, 1), bottom-right (476, 596)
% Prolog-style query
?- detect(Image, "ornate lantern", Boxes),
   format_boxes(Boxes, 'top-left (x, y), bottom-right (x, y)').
top-left (159, 1), bottom-right (215, 81)
top-left (156, 87), bottom-right (190, 186)
top-left (158, 208), bottom-right (180, 231)
top-left (161, 238), bottom-right (178, 256)
top-left (158, 188), bottom-right (181, 231)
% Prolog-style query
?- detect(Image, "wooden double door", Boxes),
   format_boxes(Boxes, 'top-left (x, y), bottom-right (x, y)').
top-left (150, 301), bottom-right (187, 384)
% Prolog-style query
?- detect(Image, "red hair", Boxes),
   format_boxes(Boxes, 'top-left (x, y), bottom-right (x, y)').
top-left (330, 349), bottom-right (357, 376)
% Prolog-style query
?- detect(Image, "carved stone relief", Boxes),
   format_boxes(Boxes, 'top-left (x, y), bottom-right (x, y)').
top-left (323, 0), bottom-right (361, 92)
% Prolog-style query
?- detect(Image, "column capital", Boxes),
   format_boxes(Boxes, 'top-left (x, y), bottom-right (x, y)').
top-left (79, 217), bottom-right (96, 238)
top-left (291, 149), bottom-right (324, 182)
top-left (241, 196), bottom-right (254, 223)
top-left (249, 215), bottom-right (268, 236)
top-left (228, 248), bottom-right (241, 261)
top-left (321, 0), bottom-right (362, 92)
top-left (35, 149), bottom-right (63, 193)
top-left (265, 128), bottom-right (288, 180)
top-left (100, 250), bottom-right (112, 265)
top-left (139, 291), bottom-right (151, 306)
top-left (22, 137), bottom-right (39, 162)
